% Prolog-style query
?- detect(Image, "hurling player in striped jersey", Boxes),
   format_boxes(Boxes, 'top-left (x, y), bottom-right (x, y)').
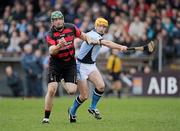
top-left (42, 11), bottom-right (106, 124)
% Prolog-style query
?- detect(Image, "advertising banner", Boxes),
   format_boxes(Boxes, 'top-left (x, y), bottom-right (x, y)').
top-left (132, 72), bottom-right (180, 97)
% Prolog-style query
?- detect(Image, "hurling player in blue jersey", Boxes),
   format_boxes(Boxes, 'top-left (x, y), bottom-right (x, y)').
top-left (68, 18), bottom-right (127, 122)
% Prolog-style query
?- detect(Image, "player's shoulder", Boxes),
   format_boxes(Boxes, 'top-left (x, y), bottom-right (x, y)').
top-left (86, 30), bottom-right (94, 36)
top-left (87, 29), bottom-right (96, 34)
top-left (64, 23), bottom-right (77, 29)
top-left (87, 29), bottom-right (102, 39)
top-left (46, 29), bottom-right (56, 39)
top-left (45, 30), bottom-right (52, 38)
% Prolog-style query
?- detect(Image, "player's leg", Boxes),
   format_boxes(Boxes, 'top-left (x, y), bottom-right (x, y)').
top-left (112, 80), bottom-right (122, 98)
top-left (42, 73), bottom-right (60, 123)
top-left (68, 62), bottom-right (89, 122)
top-left (68, 80), bottom-right (89, 122)
top-left (42, 81), bottom-right (58, 123)
top-left (62, 64), bottom-right (79, 122)
top-left (62, 81), bottom-right (77, 95)
top-left (70, 80), bottom-right (89, 113)
top-left (88, 69), bottom-right (105, 119)
top-left (111, 73), bottom-right (122, 98)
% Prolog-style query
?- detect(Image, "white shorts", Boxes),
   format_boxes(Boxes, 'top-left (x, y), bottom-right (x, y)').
top-left (77, 61), bottom-right (98, 80)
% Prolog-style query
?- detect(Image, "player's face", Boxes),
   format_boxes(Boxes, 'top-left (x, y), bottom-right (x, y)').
top-left (96, 25), bottom-right (107, 35)
top-left (52, 18), bottom-right (64, 29)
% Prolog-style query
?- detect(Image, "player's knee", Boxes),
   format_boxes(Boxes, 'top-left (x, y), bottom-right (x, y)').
top-left (81, 94), bottom-right (89, 101)
top-left (48, 88), bottom-right (56, 96)
top-left (48, 82), bottom-right (57, 96)
top-left (67, 90), bottom-right (76, 95)
top-left (98, 83), bottom-right (105, 92)
top-left (67, 88), bottom-right (77, 95)
top-left (65, 83), bottom-right (77, 95)
top-left (83, 96), bottom-right (89, 101)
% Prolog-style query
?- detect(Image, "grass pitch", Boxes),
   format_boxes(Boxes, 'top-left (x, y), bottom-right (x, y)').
top-left (0, 97), bottom-right (180, 131)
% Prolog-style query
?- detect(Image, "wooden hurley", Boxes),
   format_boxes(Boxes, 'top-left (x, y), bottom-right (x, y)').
top-left (127, 41), bottom-right (155, 53)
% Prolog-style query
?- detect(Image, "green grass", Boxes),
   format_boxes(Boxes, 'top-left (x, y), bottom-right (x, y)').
top-left (0, 97), bottom-right (180, 131)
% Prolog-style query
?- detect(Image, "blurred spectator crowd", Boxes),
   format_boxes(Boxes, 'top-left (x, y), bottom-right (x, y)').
top-left (0, 0), bottom-right (180, 97)
top-left (0, 0), bottom-right (180, 59)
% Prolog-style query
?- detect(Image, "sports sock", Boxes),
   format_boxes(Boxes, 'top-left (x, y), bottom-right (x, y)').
top-left (117, 90), bottom-right (122, 98)
top-left (44, 110), bottom-right (51, 119)
top-left (70, 95), bottom-right (83, 116)
top-left (90, 88), bottom-right (104, 110)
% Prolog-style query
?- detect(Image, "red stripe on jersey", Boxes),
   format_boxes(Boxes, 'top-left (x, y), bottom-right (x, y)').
top-left (46, 35), bottom-right (56, 45)
top-left (74, 25), bottom-right (81, 37)
top-left (64, 35), bottom-right (74, 42)
top-left (53, 32), bottom-right (60, 37)
top-left (58, 50), bottom-right (75, 57)
top-left (62, 28), bottom-right (73, 34)
top-left (59, 43), bottom-right (74, 51)
top-left (69, 48), bottom-right (75, 56)
top-left (46, 23), bottom-right (81, 61)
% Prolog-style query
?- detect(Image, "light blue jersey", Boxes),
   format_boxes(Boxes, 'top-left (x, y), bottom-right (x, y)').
top-left (77, 30), bottom-right (102, 64)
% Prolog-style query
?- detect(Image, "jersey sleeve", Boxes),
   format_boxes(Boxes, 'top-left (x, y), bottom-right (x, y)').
top-left (45, 33), bottom-right (56, 47)
top-left (74, 25), bottom-right (81, 38)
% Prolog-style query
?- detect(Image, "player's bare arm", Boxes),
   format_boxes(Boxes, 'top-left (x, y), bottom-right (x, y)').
top-left (100, 39), bottom-right (128, 51)
top-left (49, 38), bottom-right (67, 55)
top-left (79, 32), bottom-right (100, 45)
top-left (49, 45), bottom-right (60, 55)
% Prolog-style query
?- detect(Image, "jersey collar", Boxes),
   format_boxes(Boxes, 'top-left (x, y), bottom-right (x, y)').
top-left (93, 29), bottom-right (104, 36)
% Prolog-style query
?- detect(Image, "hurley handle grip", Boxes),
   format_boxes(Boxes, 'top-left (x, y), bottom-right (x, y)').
top-left (127, 47), bottom-right (136, 51)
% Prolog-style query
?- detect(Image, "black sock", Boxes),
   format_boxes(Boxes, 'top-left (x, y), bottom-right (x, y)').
top-left (95, 88), bottom-right (104, 95)
top-left (117, 90), bottom-right (121, 98)
top-left (45, 110), bottom-right (51, 119)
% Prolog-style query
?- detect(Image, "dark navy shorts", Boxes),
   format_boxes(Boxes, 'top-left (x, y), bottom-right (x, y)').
top-left (48, 57), bottom-right (77, 84)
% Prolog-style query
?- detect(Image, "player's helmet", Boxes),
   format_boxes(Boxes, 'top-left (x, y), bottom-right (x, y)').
top-left (51, 11), bottom-right (64, 22)
top-left (95, 18), bottom-right (108, 28)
